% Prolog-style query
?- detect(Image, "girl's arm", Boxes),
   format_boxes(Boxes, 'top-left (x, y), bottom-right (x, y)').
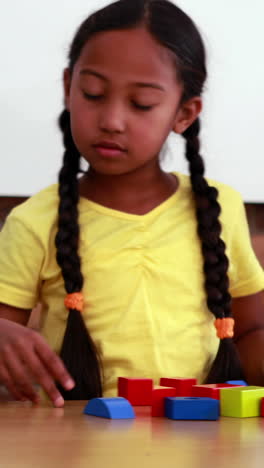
top-left (233, 290), bottom-right (264, 385)
top-left (0, 303), bottom-right (75, 405)
top-left (0, 302), bottom-right (31, 325)
top-left (0, 302), bottom-right (42, 330)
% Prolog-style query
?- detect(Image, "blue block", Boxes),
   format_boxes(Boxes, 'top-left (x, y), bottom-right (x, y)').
top-left (165, 397), bottom-right (220, 420)
top-left (83, 397), bottom-right (135, 419)
top-left (225, 380), bottom-right (248, 386)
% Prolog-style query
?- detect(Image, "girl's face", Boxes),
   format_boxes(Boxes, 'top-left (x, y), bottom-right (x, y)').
top-left (64, 27), bottom-right (201, 175)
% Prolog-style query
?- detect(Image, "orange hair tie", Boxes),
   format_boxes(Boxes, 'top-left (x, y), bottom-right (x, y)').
top-left (214, 317), bottom-right (235, 339)
top-left (64, 292), bottom-right (84, 312)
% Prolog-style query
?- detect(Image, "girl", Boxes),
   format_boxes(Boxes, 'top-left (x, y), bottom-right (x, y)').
top-left (0, 0), bottom-right (263, 408)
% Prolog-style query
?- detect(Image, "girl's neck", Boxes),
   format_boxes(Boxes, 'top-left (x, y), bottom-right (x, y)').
top-left (78, 164), bottom-right (179, 215)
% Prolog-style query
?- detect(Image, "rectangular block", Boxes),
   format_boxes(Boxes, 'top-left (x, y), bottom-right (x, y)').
top-left (152, 386), bottom-right (177, 417)
top-left (118, 377), bottom-right (153, 405)
top-left (192, 384), bottom-right (241, 400)
top-left (160, 378), bottom-right (197, 397)
top-left (165, 397), bottom-right (220, 420)
top-left (220, 386), bottom-right (264, 417)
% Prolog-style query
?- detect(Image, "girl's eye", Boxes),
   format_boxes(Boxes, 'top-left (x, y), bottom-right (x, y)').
top-left (133, 102), bottom-right (154, 111)
top-left (82, 92), bottom-right (154, 111)
top-left (83, 92), bottom-right (102, 100)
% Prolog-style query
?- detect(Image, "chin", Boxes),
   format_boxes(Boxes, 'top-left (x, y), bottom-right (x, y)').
top-left (88, 162), bottom-right (136, 176)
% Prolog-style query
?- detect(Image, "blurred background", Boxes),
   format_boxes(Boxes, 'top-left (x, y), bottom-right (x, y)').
top-left (1, 0), bottom-right (263, 250)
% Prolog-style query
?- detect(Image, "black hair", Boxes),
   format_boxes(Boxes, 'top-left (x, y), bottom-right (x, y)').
top-left (55, 0), bottom-right (244, 399)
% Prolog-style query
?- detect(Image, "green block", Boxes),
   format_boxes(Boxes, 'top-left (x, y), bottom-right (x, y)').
top-left (220, 386), bottom-right (264, 418)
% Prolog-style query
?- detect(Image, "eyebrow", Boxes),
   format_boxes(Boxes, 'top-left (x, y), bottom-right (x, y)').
top-left (79, 68), bottom-right (165, 91)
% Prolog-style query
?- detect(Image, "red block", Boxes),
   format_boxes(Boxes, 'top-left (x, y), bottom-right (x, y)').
top-left (160, 378), bottom-right (197, 397)
top-left (261, 398), bottom-right (264, 417)
top-left (152, 386), bottom-right (177, 417)
top-left (192, 384), bottom-right (242, 400)
top-left (118, 377), bottom-right (153, 405)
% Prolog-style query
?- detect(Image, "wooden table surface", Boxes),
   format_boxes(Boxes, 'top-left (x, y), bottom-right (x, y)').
top-left (1, 400), bottom-right (264, 468)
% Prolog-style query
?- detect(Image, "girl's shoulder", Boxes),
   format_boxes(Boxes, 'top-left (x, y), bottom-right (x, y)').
top-left (175, 172), bottom-right (243, 207)
top-left (5, 184), bottom-right (59, 233)
top-left (206, 177), bottom-right (243, 206)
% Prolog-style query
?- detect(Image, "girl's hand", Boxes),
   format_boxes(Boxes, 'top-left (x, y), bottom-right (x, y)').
top-left (0, 318), bottom-right (75, 407)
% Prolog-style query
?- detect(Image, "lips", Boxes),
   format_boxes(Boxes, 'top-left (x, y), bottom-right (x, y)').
top-left (93, 142), bottom-right (127, 159)
top-left (93, 141), bottom-right (126, 151)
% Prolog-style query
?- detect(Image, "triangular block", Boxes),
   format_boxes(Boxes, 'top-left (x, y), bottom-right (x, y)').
top-left (225, 380), bottom-right (248, 386)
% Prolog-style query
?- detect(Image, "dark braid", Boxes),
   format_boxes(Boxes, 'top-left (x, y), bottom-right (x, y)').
top-left (55, 109), bottom-right (102, 399)
top-left (183, 119), bottom-right (244, 382)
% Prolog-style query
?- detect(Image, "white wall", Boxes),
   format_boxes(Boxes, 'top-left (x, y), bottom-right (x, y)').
top-left (1, 0), bottom-right (263, 201)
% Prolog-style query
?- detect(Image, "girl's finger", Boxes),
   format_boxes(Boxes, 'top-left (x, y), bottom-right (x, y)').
top-left (33, 335), bottom-right (75, 391)
top-left (2, 347), bottom-right (39, 402)
top-left (0, 365), bottom-right (28, 401)
top-left (17, 343), bottom-right (66, 407)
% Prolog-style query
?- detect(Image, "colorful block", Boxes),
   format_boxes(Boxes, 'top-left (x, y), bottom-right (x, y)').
top-left (165, 397), bottom-right (220, 420)
top-left (83, 397), bottom-right (135, 419)
top-left (225, 380), bottom-right (248, 386)
top-left (118, 377), bottom-right (153, 405)
top-left (220, 386), bottom-right (264, 417)
top-left (160, 378), bottom-right (197, 396)
top-left (152, 386), bottom-right (177, 417)
top-left (261, 398), bottom-right (264, 417)
top-left (192, 383), bottom-right (241, 400)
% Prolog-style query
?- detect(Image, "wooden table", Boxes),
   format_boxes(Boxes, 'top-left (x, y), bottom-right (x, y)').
top-left (1, 400), bottom-right (264, 468)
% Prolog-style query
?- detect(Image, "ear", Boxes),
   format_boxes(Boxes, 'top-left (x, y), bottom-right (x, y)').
top-left (173, 97), bottom-right (202, 134)
top-left (63, 68), bottom-right (71, 111)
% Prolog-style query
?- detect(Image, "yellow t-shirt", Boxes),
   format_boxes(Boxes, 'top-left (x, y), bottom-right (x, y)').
top-left (0, 172), bottom-right (263, 396)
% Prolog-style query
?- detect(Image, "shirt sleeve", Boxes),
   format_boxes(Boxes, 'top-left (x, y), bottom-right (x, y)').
top-left (228, 193), bottom-right (264, 297)
top-left (0, 210), bottom-right (44, 309)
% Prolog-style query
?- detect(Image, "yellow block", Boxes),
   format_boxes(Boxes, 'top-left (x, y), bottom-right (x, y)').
top-left (220, 386), bottom-right (264, 418)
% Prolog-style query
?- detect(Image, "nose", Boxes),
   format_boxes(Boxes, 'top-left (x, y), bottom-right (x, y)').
top-left (98, 99), bottom-right (126, 134)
